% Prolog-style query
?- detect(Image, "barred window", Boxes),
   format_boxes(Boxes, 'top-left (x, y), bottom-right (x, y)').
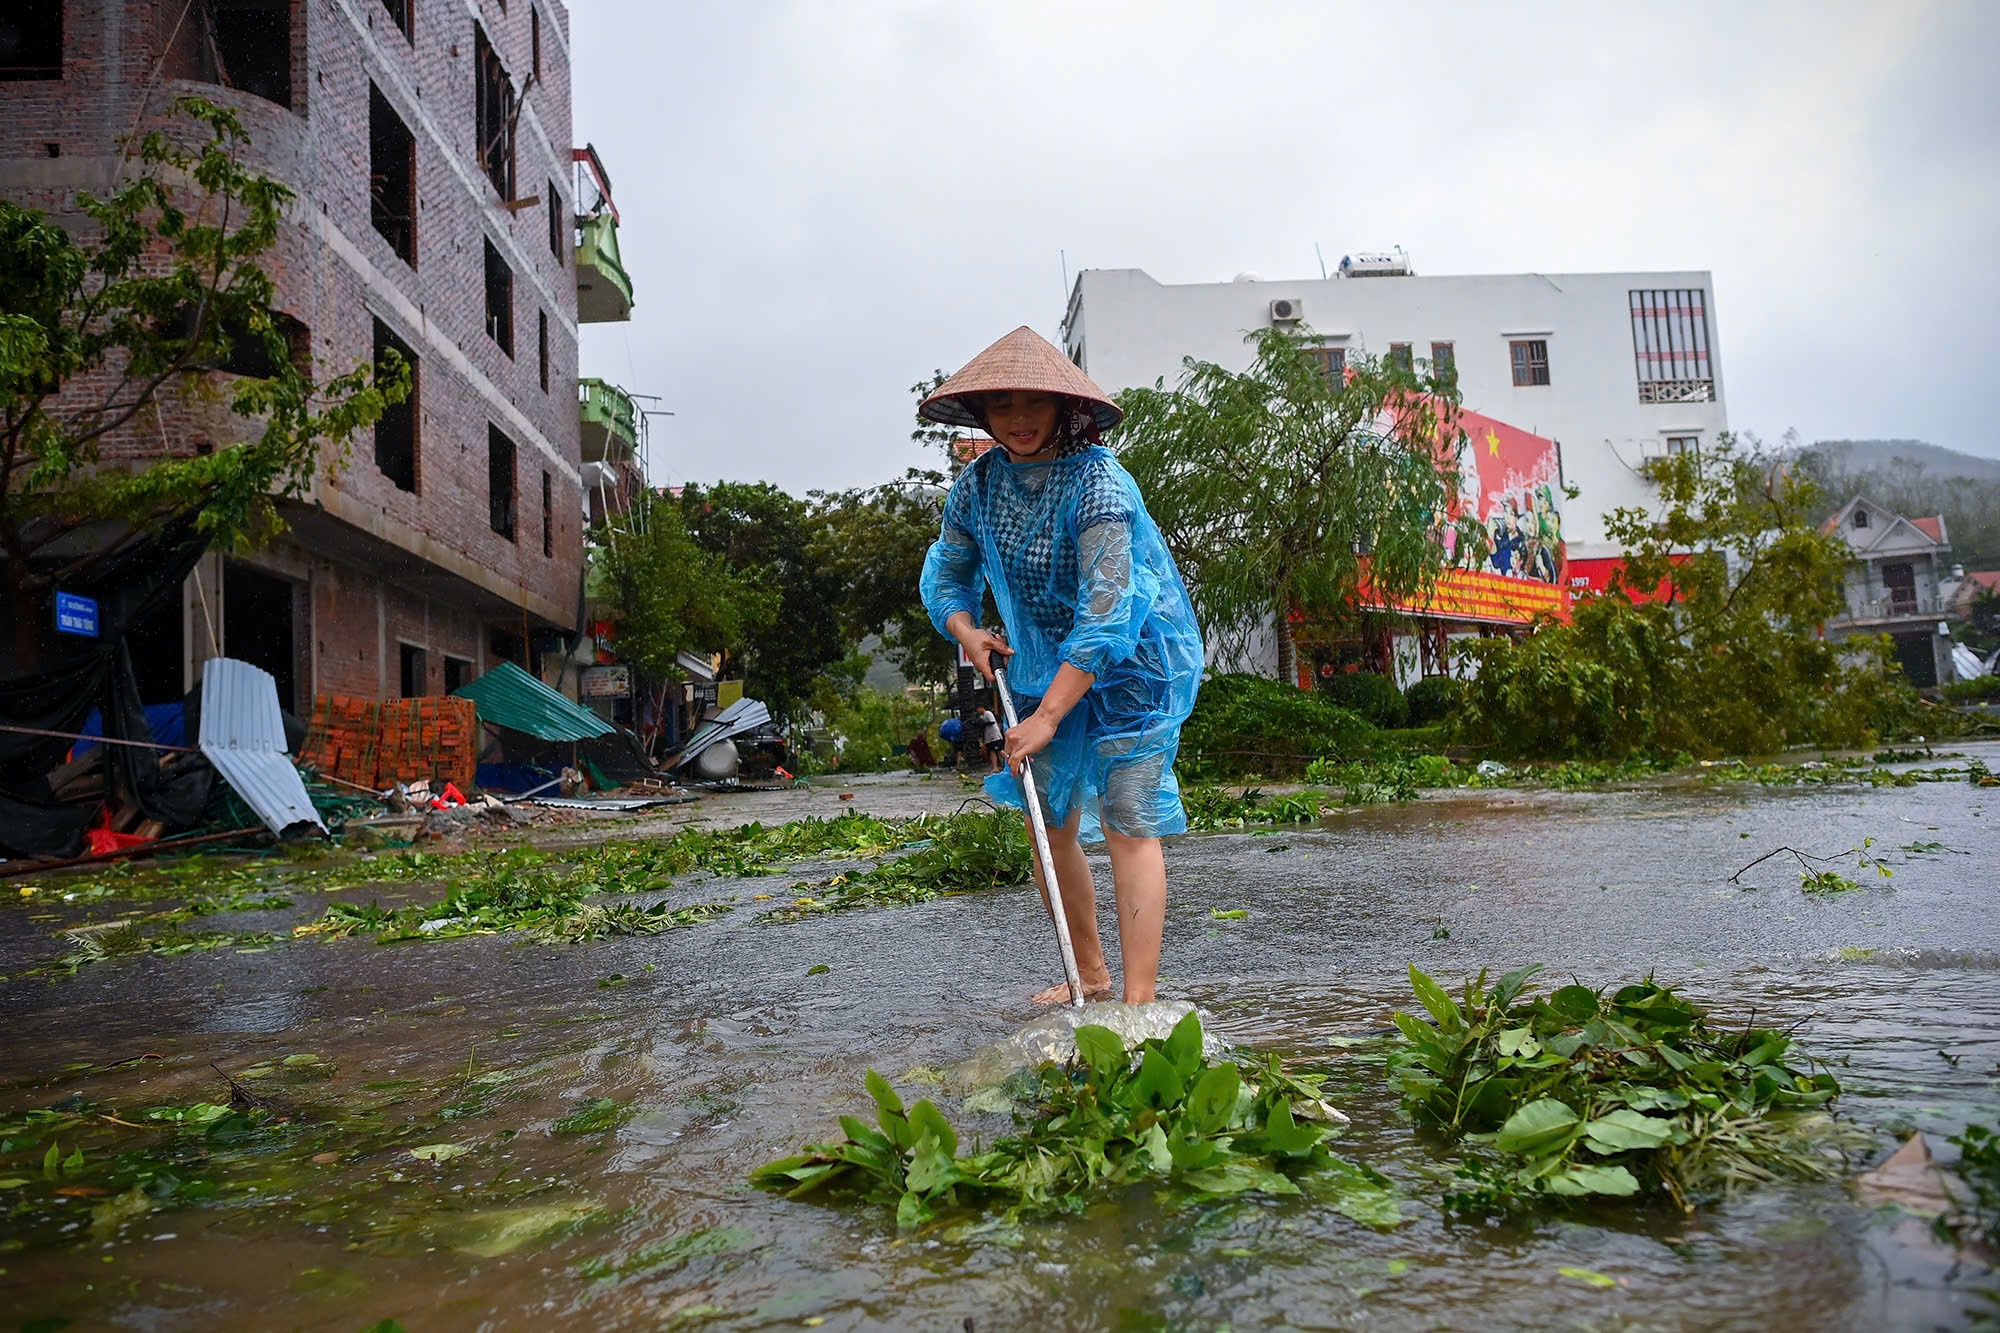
top-left (1630, 289), bottom-right (1712, 399)
top-left (1308, 346), bottom-right (1345, 384)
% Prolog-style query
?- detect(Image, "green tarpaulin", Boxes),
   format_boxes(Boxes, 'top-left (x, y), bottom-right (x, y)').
top-left (452, 661), bottom-right (613, 743)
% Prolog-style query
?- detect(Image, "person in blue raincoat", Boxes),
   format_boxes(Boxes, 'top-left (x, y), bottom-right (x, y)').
top-left (918, 326), bottom-right (1204, 1004)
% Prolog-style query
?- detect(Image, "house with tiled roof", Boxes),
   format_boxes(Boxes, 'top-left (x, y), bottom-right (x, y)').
top-left (1952, 569), bottom-right (2000, 617)
top-left (1820, 496), bottom-right (1956, 686)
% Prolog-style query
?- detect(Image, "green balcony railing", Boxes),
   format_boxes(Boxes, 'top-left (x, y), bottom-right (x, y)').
top-left (575, 212), bottom-right (634, 323)
top-left (579, 377), bottom-right (638, 462)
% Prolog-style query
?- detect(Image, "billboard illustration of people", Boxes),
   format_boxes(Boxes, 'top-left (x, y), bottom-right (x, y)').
top-left (1445, 409), bottom-right (1566, 587)
top-left (1360, 398), bottom-right (1570, 627)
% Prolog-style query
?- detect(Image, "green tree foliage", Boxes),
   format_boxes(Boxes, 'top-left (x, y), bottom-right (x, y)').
top-left (1403, 674), bottom-right (1466, 727)
top-left (592, 492), bottom-right (775, 682)
top-left (0, 97), bottom-right (403, 656)
top-left (677, 480), bottom-right (843, 723)
top-left (1456, 434), bottom-right (1917, 758)
top-left (1115, 328), bottom-right (1481, 683)
top-left (807, 471), bottom-right (956, 690)
top-left (1179, 673), bottom-right (1377, 779)
top-left (907, 368), bottom-right (960, 471)
top-left (1317, 670), bottom-right (1408, 729)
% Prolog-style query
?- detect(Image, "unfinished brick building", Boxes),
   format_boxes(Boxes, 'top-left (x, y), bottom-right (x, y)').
top-left (0, 0), bottom-right (635, 710)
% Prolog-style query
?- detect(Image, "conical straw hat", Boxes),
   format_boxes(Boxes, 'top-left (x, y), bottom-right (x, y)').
top-left (919, 326), bottom-right (1124, 432)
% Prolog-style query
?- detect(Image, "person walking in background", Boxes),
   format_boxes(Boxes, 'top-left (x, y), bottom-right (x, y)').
top-left (918, 326), bottom-right (1204, 1005)
top-left (976, 703), bottom-right (1003, 773)
top-left (908, 729), bottom-right (934, 772)
top-left (938, 714), bottom-right (964, 771)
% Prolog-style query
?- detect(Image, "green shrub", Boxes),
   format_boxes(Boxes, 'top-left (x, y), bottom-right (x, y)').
top-left (1316, 671), bottom-right (1408, 729)
top-left (1403, 675), bottom-right (1466, 727)
top-left (1942, 675), bottom-right (2000, 702)
top-left (1180, 674), bottom-right (1377, 779)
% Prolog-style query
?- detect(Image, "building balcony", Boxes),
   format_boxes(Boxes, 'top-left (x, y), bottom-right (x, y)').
top-left (579, 377), bottom-right (638, 464)
top-left (1637, 378), bottom-right (1716, 404)
top-left (1831, 596), bottom-right (1951, 628)
top-left (575, 212), bottom-right (634, 323)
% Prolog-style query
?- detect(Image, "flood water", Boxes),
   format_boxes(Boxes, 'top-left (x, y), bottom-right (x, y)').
top-left (2, 745), bottom-right (1996, 1330)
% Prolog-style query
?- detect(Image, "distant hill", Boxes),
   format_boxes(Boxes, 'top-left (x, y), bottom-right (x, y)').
top-left (1802, 439), bottom-right (2000, 483)
top-left (1795, 439), bottom-right (2000, 571)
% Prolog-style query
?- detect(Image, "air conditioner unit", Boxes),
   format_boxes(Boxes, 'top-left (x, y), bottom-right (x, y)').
top-left (1269, 297), bottom-right (1303, 323)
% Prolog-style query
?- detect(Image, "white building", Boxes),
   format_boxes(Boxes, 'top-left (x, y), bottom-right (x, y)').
top-left (1062, 262), bottom-right (1730, 547)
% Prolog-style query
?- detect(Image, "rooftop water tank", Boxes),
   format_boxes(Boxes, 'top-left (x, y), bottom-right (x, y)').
top-left (1338, 247), bottom-right (1413, 278)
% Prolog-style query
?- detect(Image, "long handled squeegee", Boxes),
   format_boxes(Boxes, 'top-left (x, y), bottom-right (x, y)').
top-left (992, 665), bottom-right (1086, 1009)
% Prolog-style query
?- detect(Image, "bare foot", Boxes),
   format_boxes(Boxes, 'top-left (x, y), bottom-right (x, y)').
top-left (1032, 979), bottom-right (1114, 1005)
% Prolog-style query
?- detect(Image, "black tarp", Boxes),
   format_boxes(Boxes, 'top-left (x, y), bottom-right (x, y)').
top-left (0, 518), bottom-right (213, 858)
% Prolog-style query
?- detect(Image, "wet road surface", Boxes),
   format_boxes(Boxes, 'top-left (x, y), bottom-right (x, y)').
top-left (1, 745), bottom-right (1995, 1330)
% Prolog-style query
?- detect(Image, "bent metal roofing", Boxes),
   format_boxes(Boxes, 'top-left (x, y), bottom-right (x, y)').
top-left (452, 661), bottom-right (614, 743)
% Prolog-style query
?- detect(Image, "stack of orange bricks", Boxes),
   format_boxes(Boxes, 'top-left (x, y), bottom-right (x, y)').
top-left (299, 694), bottom-right (476, 791)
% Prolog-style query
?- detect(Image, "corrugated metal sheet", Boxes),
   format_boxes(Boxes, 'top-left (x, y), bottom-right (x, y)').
top-left (452, 661), bottom-right (614, 743)
top-left (670, 697), bottom-right (772, 769)
top-left (198, 658), bottom-right (327, 838)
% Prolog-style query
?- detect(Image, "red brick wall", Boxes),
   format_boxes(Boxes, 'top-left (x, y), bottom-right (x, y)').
top-left (1, 0), bottom-right (586, 700)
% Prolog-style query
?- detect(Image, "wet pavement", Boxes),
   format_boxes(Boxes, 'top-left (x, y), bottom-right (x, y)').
top-left (1, 746), bottom-right (1996, 1330)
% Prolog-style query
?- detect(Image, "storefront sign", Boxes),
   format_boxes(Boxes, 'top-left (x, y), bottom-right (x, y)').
top-left (580, 665), bottom-right (631, 698)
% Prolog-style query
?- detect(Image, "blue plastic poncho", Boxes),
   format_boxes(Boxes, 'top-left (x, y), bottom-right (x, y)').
top-left (920, 445), bottom-right (1204, 842)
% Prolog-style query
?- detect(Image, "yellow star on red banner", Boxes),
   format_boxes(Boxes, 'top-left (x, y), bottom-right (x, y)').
top-left (1486, 429), bottom-right (1501, 457)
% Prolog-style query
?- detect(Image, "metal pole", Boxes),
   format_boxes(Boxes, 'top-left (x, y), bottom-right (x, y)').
top-left (992, 666), bottom-right (1085, 1009)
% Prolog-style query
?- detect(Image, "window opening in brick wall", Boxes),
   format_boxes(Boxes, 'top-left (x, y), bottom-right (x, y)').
top-left (547, 178), bottom-right (563, 263)
top-left (473, 24), bottom-right (515, 199)
top-left (541, 470), bottom-right (553, 557)
top-left (372, 317), bottom-right (419, 492)
top-left (206, 0), bottom-right (295, 109)
top-left (1307, 346), bottom-right (1345, 385)
top-left (531, 5), bottom-right (541, 77)
top-left (1387, 343), bottom-right (1412, 372)
top-left (484, 238), bottom-right (514, 356)
top-left (489, 627), bottom-right (524, 670)
top-left (1665, 435), bottom-right (1699, 459)
top-left (1430, 341), bottom-right (1455, 382)
top-left (0, 4), bottom-right (63, 80)
top-left (538, 311), bottom-right (549, 393)
top-left (369, 83), bottom-right (416, 266)
top-left (1509, 339), bottom-right (1550, 387)
top-left (379, 0), bottom-right (412, 41)
top-left (1629, 288), bottom-right (1713, 402)
top-left (443, 655), bottom-right (473, 693)
top-left (168, 305), bottom-right (307, 379)
top-left (488, 425), bottom-right (517, 540)
top-left (399, 643), bottom-right (429, 697)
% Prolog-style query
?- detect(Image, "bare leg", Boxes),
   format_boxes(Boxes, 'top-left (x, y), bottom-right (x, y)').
top-left (1103, 829), bottom-right (1166, 1004)
top-left (1027, 809), bottom-right (1113, 1003)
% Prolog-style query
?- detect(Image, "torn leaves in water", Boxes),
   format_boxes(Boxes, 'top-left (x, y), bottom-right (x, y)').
top-left (749, 1011), bottom-right (1398, 1232)
top-left (1387, 962), bottom-right (1870, 1212)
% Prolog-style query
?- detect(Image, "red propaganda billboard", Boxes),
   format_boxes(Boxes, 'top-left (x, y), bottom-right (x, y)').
top-left (1566, 554), bottom-right (1687, 605)
top-left (1363, 404), bottom-right (1570, 626)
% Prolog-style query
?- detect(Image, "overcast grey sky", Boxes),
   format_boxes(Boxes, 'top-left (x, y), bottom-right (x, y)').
top-left (570, 0), bottom-right (1999, 494)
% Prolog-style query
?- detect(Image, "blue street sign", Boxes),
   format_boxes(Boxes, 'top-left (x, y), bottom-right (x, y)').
top-left (54, 591), bottom-right (99, 638)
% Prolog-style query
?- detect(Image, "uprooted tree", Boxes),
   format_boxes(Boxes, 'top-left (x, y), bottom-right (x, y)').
top-left (1114, 328), bottom-right (1482, 684)
top-left (0, 96), bottom-right (404, 665)
top-left (1455, 433), bottom-right (1923, 758)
